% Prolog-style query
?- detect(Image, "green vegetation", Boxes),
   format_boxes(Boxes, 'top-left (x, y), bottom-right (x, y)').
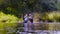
top-left (45, 12), bottom-right (60, 22)
top-left (0, 11), bottom-right (18, 34)
top-left (0, 11), bottom-right (18, 23)
top-left (0, 0), bottom-right (60, 34)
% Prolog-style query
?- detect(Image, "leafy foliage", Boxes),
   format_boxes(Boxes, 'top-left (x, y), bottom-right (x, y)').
top-left (0, 11), bottom-right (18, 28)
top-left (0, 12), bottom-right (18, 23)
top-left (0, 11), bottom-right (18, 34)
top-left (0, 0), bottom-right (58, 16)
top-left (42, 11), bottom-right (60, 22)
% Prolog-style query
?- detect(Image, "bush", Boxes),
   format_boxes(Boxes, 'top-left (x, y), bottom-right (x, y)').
top-left (42, 12), bottom-right (60, 22)
top-left (0, 12), bottom-right (18, 28)
top-left (0, 12), bottom-right (18, 23)
top-left (0, 12), bottom-right (18, 34)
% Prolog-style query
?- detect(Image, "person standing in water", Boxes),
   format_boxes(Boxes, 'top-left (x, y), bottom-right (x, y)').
top-left (23, 14), bottom-right (29, 32)
top-left (28, 13), bottom-right (33, 32)
top-left (23, 13), bottom-right (33, 32)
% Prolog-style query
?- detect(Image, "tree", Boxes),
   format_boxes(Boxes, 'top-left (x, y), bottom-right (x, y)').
top-left (0, 0), bottom-right (58, 17)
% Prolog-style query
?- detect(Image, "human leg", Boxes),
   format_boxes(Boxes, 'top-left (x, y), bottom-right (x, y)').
top-left (23, 21), bottom-right (28, 32)
top-left (28, 19), bottom-right (33, 32)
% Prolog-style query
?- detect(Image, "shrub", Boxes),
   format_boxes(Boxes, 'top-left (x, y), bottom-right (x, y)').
top-left (0, 12), bottom-right (18, 23)
top-left (43, 12), bottom-right (60, 22)
top-left (0, 12), bottom-right (18, 34)
top-left (0, 12), bottom-right (18, 29)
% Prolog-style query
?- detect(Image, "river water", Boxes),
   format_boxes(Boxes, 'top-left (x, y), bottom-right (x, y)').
top-left (17, 30), bottom-right (60, 34)
top-left (16, 23), bottom-right (60, 34)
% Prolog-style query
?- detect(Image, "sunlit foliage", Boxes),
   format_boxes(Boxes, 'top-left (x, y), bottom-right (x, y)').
top-left (42, 11), bottom-right (60, 22)
top-left (0, 12), bottom-right (18, 23)
top-left (0, 11), bottom-right (18, 34)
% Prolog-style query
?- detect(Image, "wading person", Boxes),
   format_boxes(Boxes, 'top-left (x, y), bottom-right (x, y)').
top-left (28, 13), bottom-right (33, 32)
top-left (23, 13), bottom-right (33, 32)
top-left (23, 14), bottom-right (29, 32)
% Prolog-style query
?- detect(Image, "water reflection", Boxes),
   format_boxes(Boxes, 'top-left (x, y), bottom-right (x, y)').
top-left (2, 23), bottom-right (60, 34)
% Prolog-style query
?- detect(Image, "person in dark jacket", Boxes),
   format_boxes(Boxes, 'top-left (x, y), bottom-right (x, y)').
top-left (28, 13), bottom-right (33, 32)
